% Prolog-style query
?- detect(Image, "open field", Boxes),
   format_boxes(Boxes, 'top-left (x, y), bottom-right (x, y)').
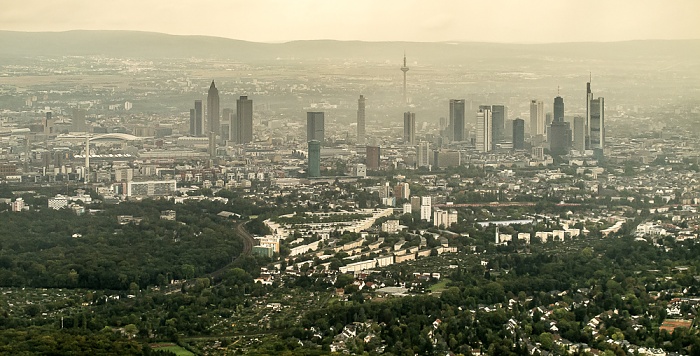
top-left (429, 278), bottom-right (452, 293)
top-left (150, 344), bottom-right (194, 356)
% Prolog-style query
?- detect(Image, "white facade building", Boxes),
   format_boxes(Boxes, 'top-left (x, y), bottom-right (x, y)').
top-left (433, 209), bottom-right (458, 228)
top-left (476, 108), bottom-right (492, 152)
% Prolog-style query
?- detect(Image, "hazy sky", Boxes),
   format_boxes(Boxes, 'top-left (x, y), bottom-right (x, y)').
top-left (1, 0), bottom-right (699, 43)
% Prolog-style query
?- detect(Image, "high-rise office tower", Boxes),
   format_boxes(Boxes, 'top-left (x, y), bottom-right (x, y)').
top-left (191, 100), bottom-right (203, 136)
top-left (553, 96), bottom-right (564, 122)
top-left (43, 111), bottom-right (53, 135)
top-left (589, 97), bottom-right (605, 150)
top-left (513, 118), bottom-right (525, 150)
top-left (572, 116), bottom-right (586, 152)
top-left (549, 121), bottom-right (571, 156)
top-left (586, 82), bottom-right (593, 148)
top-left (308, 140), bottom-right (321, 178)
top-left (357, 95), bottom-right (366, 144)
top-left (307, 112), bottom-right (325, 144)
top-left (449, 99), bottom-right (465, 141)
top-left (400, 54), bottom-right (409, 105)
top-left (366, 146), bottom-right (381, 170)
top-left (417, 141), bottom-right (431, 167)
top-left (72, 109), bottom-right (87, 132)
top-left (403, 112), bottom-right (416, 145)
top-left (206, 81), bottom-right (220, 136)
top-left (235, 96), bottom-right (253, 144)
top-left (548, 95), bottom-right (569, 154)
top-left (491, 105), bottom-right (506, 146)
top-left (476, 108), bottom-right (492, 153)
top-left (208, 131), bottom-right (216, 158)
top-left (529, 100), bottom-right (545, 137)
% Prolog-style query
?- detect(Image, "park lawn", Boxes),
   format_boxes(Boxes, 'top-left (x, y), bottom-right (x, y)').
top-left (429, 278), bottom-right (451, 293)
top-left (152, 345), bottom-right (194, 356)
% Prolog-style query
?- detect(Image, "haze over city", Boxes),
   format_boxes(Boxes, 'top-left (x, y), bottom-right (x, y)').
top-left (1, 1), bottom-right (700, 355)
top-left (2, 0), bottom-right (700, 42)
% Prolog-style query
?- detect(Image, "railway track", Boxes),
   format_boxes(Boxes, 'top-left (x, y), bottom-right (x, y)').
top-left (207, 221), bottom-right (255, 281)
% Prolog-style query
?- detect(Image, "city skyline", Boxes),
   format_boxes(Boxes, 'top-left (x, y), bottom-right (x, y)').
top-left (2, 1), bottom-right (700, 354)
top-left (1, 0), bottom-right (699, 43)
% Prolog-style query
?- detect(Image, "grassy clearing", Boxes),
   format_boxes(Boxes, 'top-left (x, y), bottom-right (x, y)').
top-left (151, 344), bottom-right (194, 356)
top-left (429, 278), bottom-right (451, 293)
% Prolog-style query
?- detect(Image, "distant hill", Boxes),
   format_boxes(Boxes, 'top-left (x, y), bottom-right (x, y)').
top-left (0, 30), bottom-right (699, 64)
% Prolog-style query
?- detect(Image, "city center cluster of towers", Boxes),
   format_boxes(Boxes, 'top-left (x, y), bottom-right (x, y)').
top-left (395, 55), bottom-right (605, 158)
top-left (303, 55), bottom-right (606, 178)
top-left (193, 56), bottom-right (604, 178)
top-left (396, 75), bottom-right (604, 159)
top-left (189, 81), bottom-right (253, 147)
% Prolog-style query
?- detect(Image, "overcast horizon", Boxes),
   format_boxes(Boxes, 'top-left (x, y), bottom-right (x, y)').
top-left (1, 0), bottom-right (699, 44)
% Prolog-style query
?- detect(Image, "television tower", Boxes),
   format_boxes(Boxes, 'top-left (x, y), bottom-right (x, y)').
top-left (400, 53), bottom-right (409, 105)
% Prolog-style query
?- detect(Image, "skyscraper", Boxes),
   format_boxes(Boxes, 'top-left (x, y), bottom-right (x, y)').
top-left (400, 54), bottom-right (409, 105)
top-left (366, 146), bottom-right (381, 170)
top-left (357, 95), bottom-right (366, 144)
top-left (307, 112), bottom-right (325, 143)
top-left (553, 96), bottom-right (565, 122)
top-left (549, 121), bottom-right (571, 156)
top-left (206, 81), bottom-right (220, 136)
top-left (192, 100), bottom-right (203, 136)
top-left (589, 97), bottom-right (605, 151)
top-left (586, 82), bottom-right (593, 148)
top-left (43, 111), bottom-right (53, 135)
top-left (529, 100), bottom-right (545, 137)
top-left (491, 105), bottom-right (506, 146)
top-left (417, 141), bottom-right (431, 167)
top-left (235, 96), bottom-right (253, 144)
top-left (476, 107), bottom-right (492, 153)
top-left (513, 118), bottom-right (525, 150)
top-left (208, 131), bottom-right (216, 158)
top-left (572, 116), bottom-right (586, 152)
top-left (449, 99), bottom-right (465, 142)
top-left (549, 95), bottom-right (569, 155)
top-left (403, 112), bottom-right (416, 145)
top-left (308, 140), bottom-right (321, 178)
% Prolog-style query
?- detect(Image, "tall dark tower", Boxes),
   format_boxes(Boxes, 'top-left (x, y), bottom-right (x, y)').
top-left (400, 53), bottom-right (409, 105)
top-left (43, 111), bottom-right (52, 170)
top-left (43, 111), bottom-right (52, 135)
top-left (449, 99), bottom-right (465, 142)
top-left (586, 79), bottom-right (593, 149)
top-left (589, 97), bottom-right (604, 151)
top-left (366, 146), bottom-right (381, 170)
top-left (193, 100), bottom-right (203, 136)
top-left (553, 95), bottom-right (564, 123)
top-left (550, 89), bottom-right (569, 155)
top-left (357, 95), bottom-right (366, 144)
top-left (235, 96), bottom-right (253, 144)
top-left (308, 140), bottom-right (321, 178)
top-left (207, 81), bottom-right (220, 136)
top-left (513, 118), bottom-right (525, 150)
top-left (307, 112), bottom-right (325, 144)
top-left (491, 105), bottom-right (506, 147)
top-left (403, 112), bottom-right (416, 145)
